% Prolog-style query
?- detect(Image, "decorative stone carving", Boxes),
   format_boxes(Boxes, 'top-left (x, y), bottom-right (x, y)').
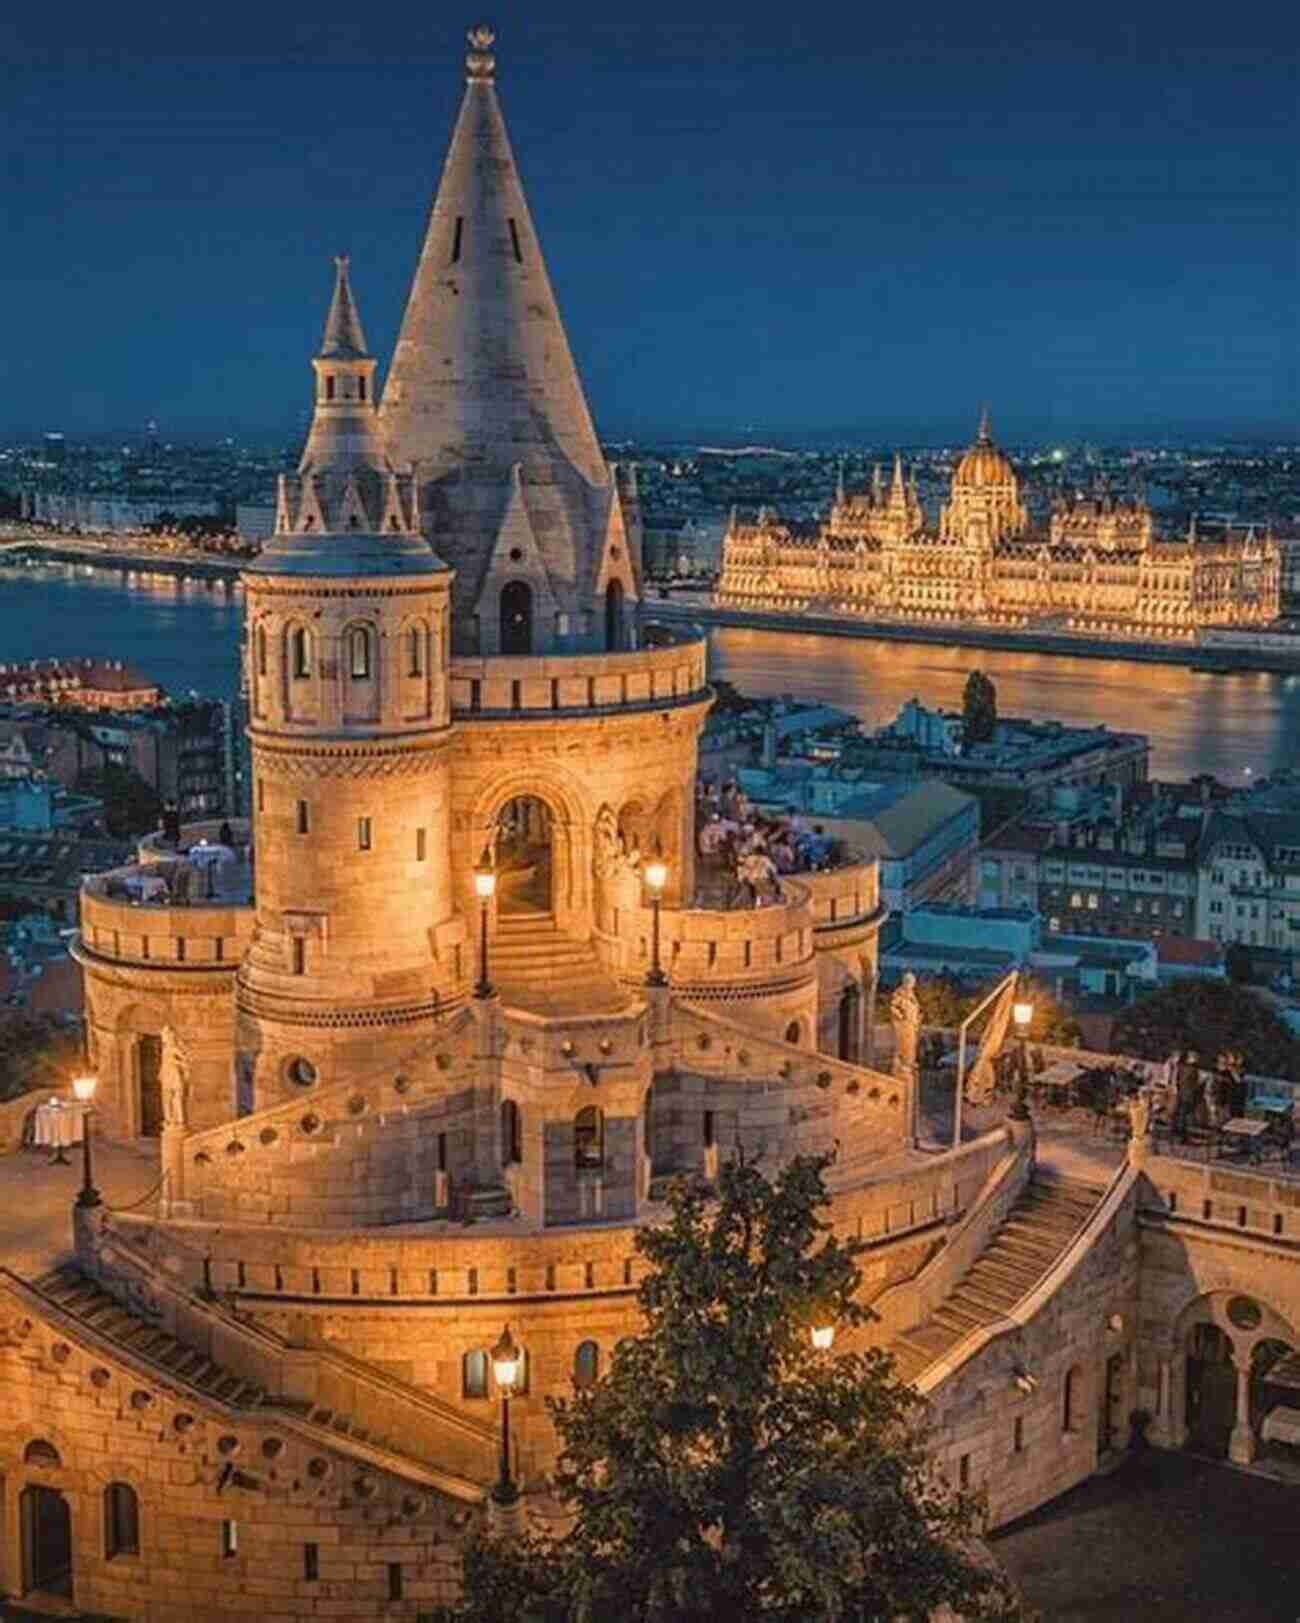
top-left (161, 1026), bottom-right (189, 1129)
top-left (890, 972), bottom-right (922, 1080)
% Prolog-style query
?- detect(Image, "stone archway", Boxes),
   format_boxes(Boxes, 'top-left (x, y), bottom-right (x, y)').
top-left (114, 1004), bottom-right (165, 1140)
top-left (494, 797), bottom-right (555, 918)
top-left (1165, 1290), bottom-right (1298, 1466)
top-left (474, 771), bottom-right (589, 940)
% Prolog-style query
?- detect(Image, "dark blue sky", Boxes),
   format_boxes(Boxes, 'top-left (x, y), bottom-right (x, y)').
top-left (4, 3), bottom-right (1297, 440)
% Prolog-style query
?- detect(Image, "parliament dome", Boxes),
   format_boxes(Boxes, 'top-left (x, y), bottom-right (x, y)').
top-left (954, 410), bottom-right (1016, 488)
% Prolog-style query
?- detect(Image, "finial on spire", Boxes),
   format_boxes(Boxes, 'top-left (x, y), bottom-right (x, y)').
top-left (977, 405), bottom-right (992, 444)
top-left (467, 23), bottom-right (496, 82)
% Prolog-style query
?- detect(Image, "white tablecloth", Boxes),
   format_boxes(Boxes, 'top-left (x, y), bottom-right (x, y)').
top-left (33, 1100), bottom-right (88, 1148)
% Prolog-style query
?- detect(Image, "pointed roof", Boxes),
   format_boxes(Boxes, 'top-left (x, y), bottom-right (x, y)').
top-left (319, 256), bottom-right (369, 359)
top-left (977, 405), bottom-right (993, 445)
top-left (380, 27), bottom-right (609, 639)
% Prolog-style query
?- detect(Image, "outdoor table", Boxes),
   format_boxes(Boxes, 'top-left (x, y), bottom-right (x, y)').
top-left (1261, 1406), bottom-right (1300, 1447)
top-left (32, 1099), bottom-right (88, 1164)
top-left (1034, 1060), bottom-right (1084, 1107)
top-left (1218, 1117), bottom-right (1269, 1163)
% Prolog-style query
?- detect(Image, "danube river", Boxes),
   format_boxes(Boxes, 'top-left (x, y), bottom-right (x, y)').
top-left (2, 560), bottom-right (1298, 781)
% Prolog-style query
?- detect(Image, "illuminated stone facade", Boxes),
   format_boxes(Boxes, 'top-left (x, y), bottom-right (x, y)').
top-left (718, 416), bottom-right (1281, 637)
top-left (2, 29), bottom-right (1295, 1623)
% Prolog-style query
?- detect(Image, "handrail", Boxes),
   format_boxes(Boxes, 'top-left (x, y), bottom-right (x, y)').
top-left (915, 1159), bottom-right (1135, 1395)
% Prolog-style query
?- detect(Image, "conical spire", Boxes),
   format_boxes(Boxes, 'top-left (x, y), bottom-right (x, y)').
top-left (890, 452), bottom-right (906, 500)
top-left (977, 405), bottom-right (993, 444)
top-left (319, 255), bottom-right (369, 360)
top-left (380, 27), bottom-right (611, 650)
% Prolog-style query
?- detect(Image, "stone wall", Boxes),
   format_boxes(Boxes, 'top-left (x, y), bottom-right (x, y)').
top-left (0, 1276), bottom-right (476, 1620)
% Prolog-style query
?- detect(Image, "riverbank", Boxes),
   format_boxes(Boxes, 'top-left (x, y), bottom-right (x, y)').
top-left (650, 595), bottom-right (1300, 675)
top-left (0, 536), bottom-right (245, 584)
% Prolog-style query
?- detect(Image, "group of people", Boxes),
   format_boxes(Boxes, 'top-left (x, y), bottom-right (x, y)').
top-left (695, 779), bottom-right (844, 909)
top-left (1167, 1047), bottom-right (1248, 1142)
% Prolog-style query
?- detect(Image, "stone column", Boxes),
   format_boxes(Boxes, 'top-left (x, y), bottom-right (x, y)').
top-left (1229, 1357), bottom-right (1256, 1466)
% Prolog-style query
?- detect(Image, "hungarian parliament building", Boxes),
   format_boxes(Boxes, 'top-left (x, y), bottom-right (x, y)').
top-left (715, 415), bottom-right (1281, 637)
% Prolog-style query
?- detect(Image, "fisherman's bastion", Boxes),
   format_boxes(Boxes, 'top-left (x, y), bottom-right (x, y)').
top-left (717, 417), bottom-right (1281, 635)
top-left (1, 26), bottom-right (1297, 1622)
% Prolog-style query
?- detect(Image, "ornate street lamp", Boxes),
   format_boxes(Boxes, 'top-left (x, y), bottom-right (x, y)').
top-left (491, 1324), bottom-right (521, 1507)
top-left (72, 1074), bottom-right (101, 1209)
top-left (474, 847), bottom-right (497, 1001)
top-left (1011, 996), bottom-right (1034, 1121)
top-left (643, 842), bottom-right (669, 989)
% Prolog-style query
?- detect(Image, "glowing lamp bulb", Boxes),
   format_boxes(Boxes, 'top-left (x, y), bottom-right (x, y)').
top-left (72, 1075), bottom-right (97, 1104)
top-left (1013, 1002), bottom-right (1034, 1032)
top-left (811, 1325), bottom-right (836, 1353)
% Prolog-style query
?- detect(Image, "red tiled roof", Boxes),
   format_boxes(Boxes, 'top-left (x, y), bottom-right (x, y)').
top-left (1156, 935), bottom-right (1224, 968)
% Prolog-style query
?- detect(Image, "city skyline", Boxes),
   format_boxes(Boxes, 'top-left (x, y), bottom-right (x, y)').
top-left (5, 6), bottom-right (1297, 439)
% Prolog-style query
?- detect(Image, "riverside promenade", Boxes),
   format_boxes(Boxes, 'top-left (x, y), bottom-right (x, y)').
top-left (650, 593), bottom-right (1300, 675)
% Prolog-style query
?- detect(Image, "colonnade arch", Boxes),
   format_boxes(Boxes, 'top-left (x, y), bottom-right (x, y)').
top-left (1163, 1290), bottom-right (1297, 1466)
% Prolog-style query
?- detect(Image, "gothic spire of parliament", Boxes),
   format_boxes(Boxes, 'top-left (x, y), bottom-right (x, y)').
top-left (379, 24), bottom-right (638, 654)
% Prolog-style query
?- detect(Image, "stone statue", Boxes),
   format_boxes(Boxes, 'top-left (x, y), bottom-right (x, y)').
top-left (890, 973), bottom-right (922, 1079)
top-left (1127, 1089), bottom-right (1152, 1145)
top-left (160, 1025), bottom-right (189, 1130)
top-left (593, 805), bottom-right (624, 880)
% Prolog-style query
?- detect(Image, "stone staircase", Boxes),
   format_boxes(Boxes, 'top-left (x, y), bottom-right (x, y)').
top-left (20, 1265), bottom-right (488, 1496)
top-left (494, 914), bottom-right (632, 1015)
top-left (30, 1263), bottom-right (269, 1409)
top-left (889, 1178), bottom-right (1102, 1385)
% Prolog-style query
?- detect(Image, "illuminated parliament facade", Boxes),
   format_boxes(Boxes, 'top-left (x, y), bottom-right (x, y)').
top-left (717, 416), bottom-right (1281, 636)
top-left (1, 27), bottom-right (1297, 1623)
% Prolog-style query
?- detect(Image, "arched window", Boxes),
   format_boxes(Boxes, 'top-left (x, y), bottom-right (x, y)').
top-left (462, 1350), bottom-right (489, 1400)
top-left (291, 627), bottom-right (311, 680)
top-left (407, 624), bottom-right (424, 678)
top-left (501, 1099), bottom-right (522, 1167)
top-left (605, 579), bottom-right (625, 652)
top-left (838, 984), bottom-right (860, 1063)
top-left (785, 1021), bottom-right (803, 1048)
top-left (104, 1482), bottom-right (140, 1559)
top-left (255, 626), bottom-right (267, 678)
top-left (347, 626), bottom-right (372, 680)
top-left (500, 581), bottom-right (533, 656)
top-left (1063, 1366), bottom-right (1082, 1433)
top-left (575, 1106), bottom-right (604, 1171)
top-left (574, 1340), bottom-right (599, 1390)
top-left (23, 1439), bottom-right (60, 1468)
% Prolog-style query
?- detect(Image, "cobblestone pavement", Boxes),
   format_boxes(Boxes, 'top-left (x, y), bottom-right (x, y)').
top-left (993, 1448), bottom-right (1300, 1622)
top-left (0, 1137), bottom-right (160, 1278)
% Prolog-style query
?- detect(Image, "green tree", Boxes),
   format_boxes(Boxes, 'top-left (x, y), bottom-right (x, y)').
top-left (0, 1016), bottom-right (82, 1103)
top-left (1112, 978), bottom-right (1300, 1081)
top-left (433, 1155), bottom-right (1026, 1623)
top-left (962, 671), bottom-right (998, 747)
top-left (74, 765), bottom-right (161, 838)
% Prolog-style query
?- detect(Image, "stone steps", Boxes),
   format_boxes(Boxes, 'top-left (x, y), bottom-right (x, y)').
top-left (888, 1178), bottom-right (1102, 1385)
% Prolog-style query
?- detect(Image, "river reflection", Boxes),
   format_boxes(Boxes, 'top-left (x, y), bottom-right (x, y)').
top-left (709, 627), bottom-right (1300, 782)
top-left (1, 563), bottom-right (1296, 781)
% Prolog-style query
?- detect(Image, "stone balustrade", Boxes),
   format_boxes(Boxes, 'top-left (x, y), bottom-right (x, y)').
top-left (800, 864), bottom-right (883, 934)
top-left (597, 881), bottom-right (816, 997)
top-left (449, 625), bottom-right (709, 720)
top-left (79, 876), bottom-right (254, 969)
top-left (1141, 1152), bottom-right (1300, 1242)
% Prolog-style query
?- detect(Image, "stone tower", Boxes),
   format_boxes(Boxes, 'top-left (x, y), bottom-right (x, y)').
top-left (379, 26), bottom-right (640, 656)
top-left (238, 258), bottom-right (463, 1109)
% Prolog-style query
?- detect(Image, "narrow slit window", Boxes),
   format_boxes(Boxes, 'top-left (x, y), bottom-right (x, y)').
top-left (297, 800), bottom-right (309, 835)
top-left (416, 827), bottom-right (427, 862)
top-left (292, 938), bottom-right (305, 977)
top-left (358, 817), bottom-right (372, 852)
top-left (408, 626), bottom-right (424, 677)
top-left (452, 217), bottom-right (464, 263)
top-left (324, 375), bottom-right (335, 402)
top-left (508, 218), bottom-right (523, 263)
top-left (358, 376), bottom-right (366, 402)
top-left (221, 1519), bottom-right (238, 1558)
top-left (348, 626), bottom-right (372, 680)
top-left (304, 1543), bottom-right (319, 1582)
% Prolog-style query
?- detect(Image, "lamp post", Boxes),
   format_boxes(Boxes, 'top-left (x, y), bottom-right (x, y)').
top-left (72, 1074), bottom-right (101, 1208)
top-left (1010, 996), bottom-right (1034, 1122)
top-left (491, 1324), bottom-right (521, 1507)
top-left (643, 843), bottom-right (669, 989)
top-left (474, 847), bottom-right (497, 1001)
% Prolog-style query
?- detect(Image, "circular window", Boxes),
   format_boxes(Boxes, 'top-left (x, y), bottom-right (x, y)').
top-left (216, 1435), bottom-right (240, 1456)
top-left (287, 1058), bottom-right (317, 1088)
top-left (1228, 1297), bottom-right (1263, 1332)
top-left (509, 548), bottom-right (524, 563)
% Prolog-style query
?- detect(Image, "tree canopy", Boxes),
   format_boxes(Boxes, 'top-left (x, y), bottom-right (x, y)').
top-left (432, 1154), bottom-right (1026, 1623)
top-left (1112, 978), bottom-right (1300, 1081)
top-left (0, 1015), bottom-right (83, 1103)
top-left (74, 764), bottom-right (161, 837)
top-left (886, 974), bottom-right (1081, 1050)
top-left (961, 671), bottom-right (998, 747)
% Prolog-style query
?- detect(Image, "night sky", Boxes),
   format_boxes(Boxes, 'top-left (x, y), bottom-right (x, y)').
top-left (5, 3), bottom-right (1297, 441)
